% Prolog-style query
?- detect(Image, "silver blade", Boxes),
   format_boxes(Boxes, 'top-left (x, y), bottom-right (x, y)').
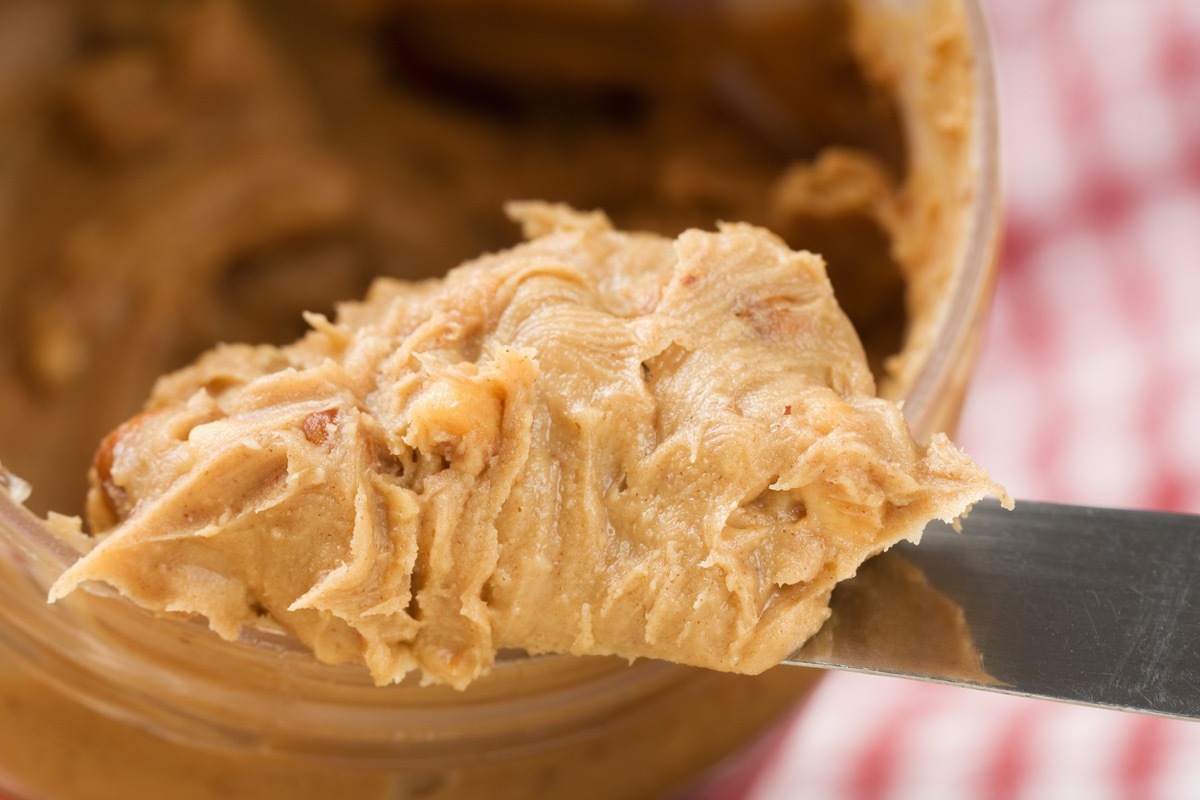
top-left (786, 499), bottom-right (1200, 720)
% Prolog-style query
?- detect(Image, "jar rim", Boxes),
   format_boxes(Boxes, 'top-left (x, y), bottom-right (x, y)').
top-left (901, 0), bottom-right (1002, 439)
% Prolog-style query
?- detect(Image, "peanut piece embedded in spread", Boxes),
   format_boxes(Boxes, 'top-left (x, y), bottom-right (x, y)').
top-left (49, 203), bottom-right (1008, 690)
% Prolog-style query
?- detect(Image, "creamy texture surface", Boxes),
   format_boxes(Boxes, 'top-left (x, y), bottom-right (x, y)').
top-left (50, 205), bottom-right (1005, 689)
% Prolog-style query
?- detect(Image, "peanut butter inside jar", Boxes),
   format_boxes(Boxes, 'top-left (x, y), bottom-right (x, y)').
top-left (0, 0), bottom-right (994, 797)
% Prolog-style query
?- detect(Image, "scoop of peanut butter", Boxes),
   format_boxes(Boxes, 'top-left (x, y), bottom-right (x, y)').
top-left (49, 203), bottom-right (1006, 689)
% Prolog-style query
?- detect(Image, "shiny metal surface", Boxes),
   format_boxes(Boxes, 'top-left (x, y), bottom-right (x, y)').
top-left (787, 499), bottom-right (1200, 720)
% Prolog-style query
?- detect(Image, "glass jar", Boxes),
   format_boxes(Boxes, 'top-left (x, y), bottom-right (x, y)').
top-left (0, 0), bottom-right (998, 797)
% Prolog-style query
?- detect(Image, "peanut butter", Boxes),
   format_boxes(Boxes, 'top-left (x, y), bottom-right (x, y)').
top-left (50, 204), bottom-right (1006, 688)
top-left (0, 0), bottom-right (999, 796)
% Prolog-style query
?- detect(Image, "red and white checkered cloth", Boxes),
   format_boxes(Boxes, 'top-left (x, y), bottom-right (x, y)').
top-left (742, 1), bottom-right (1200, 797)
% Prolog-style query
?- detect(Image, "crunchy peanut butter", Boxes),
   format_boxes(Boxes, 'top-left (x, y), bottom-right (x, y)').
top-left (50, 204), bottom-right (1006, 689)
top-left (0, 0), bottom-right (998, 796)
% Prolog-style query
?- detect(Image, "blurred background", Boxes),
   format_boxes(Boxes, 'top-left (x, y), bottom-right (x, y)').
top-left (750, 1), bottom-right (1200, 797)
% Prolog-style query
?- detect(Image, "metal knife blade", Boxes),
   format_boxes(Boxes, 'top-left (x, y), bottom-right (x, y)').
top-left (786, 499), bottom-right (1200, 721)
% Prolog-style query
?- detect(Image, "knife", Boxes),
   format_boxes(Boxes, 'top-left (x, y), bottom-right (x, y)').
top-left (786, 499), bottom-right (1200, 721)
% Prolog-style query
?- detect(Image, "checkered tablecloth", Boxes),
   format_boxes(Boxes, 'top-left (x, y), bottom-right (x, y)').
top-left (745, 1), bottom-right (1200, 797)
